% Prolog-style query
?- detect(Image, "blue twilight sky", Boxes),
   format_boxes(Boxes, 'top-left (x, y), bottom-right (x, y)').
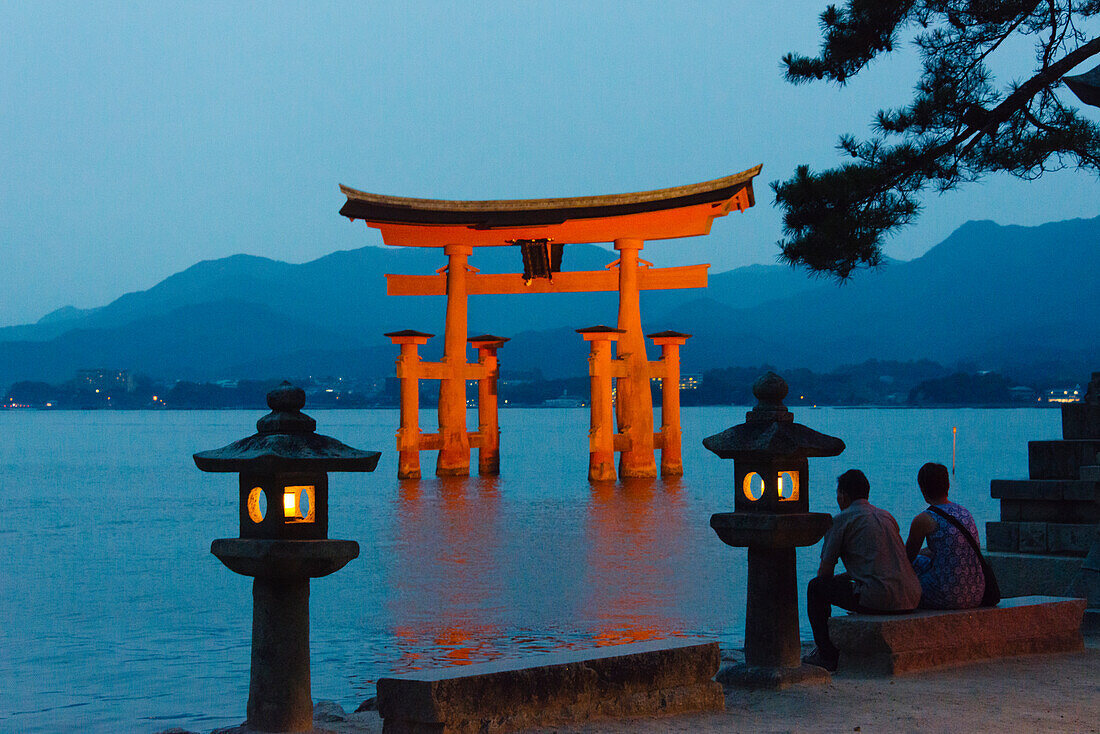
top-left (3, 2), bottom-right (1098, 327)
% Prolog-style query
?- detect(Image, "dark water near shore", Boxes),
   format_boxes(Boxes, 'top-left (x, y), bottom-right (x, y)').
top-left (0, 407), bottom-right (1059, 733)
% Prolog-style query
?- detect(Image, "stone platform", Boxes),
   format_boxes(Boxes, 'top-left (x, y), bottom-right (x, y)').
top-left (984, 391), bottom-right (1099, 628)
top-left (987, 551), bottom-right (1084, 596)
top-left (374, 637), bottom-right (723, 734)
top-left (828, 595), bottom-right (1085, 676)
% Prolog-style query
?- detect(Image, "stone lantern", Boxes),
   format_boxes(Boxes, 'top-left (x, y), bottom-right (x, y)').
top-left (703, 372), bottom-right (844, 688)
top-left (194, 382), bottom-right (381, 732)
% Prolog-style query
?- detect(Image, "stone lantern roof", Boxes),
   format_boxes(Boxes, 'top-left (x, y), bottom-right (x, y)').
top-left (193, 382), bottom-right (381, 474)
top-left (703, 372), bottom-right (845, 461)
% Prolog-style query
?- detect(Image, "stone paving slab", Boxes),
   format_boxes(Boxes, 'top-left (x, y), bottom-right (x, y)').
top-left (266, 635), bottom-right (1100, 734)
top-left (375, 637), bottom-right (723, 733)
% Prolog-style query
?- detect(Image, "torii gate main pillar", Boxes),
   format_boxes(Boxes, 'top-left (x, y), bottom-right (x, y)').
top-left (438, 244), bottom-right (472, 476)
top-left (613, 239), bottom-right (657, 478)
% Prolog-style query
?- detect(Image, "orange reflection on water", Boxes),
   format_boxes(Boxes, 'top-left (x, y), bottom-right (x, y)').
top-left (386, 473), bottom-right (695, 671)
top-left (583, 476), bottom-right (689, 645)
top-left (391, 623), bottom-right (500, 671)
top-left (389, 476), bottom-right (502, 671)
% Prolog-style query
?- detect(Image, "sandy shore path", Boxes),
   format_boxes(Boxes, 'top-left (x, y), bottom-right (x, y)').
top-left (558, 637), bottom-right (1100, 734)
top-left (217, 633), bottom-right (1099, 734)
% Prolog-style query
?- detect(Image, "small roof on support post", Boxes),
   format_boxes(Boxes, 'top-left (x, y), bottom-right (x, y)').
top-left (468, 334), bottom-right (510, 348)
top-left (339, 166), bottom-right (762, 247)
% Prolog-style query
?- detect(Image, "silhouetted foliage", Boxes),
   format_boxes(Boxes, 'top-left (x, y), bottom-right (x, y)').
top-left (500, 377), bottom-right (590, 406)
top-left (5, 381), bottom-right (60, 405)
top-left (908, 371), bottom-right (1015, 404)
top-left (776, 1), bottom-right (1100, 278)
top-left (681, 360), bottom-right (955, 406)
top-left (0, 363), bottom-right (1068, 408)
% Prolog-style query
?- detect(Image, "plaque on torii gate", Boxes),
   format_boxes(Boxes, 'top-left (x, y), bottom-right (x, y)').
top-left (339, 165), bottom-right (761, 481)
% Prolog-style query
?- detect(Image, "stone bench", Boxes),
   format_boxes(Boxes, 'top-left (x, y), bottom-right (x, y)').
top-left (375, 637), bottom-right (724, 733)
top-left (828, 595), bottom-right (1086, 676)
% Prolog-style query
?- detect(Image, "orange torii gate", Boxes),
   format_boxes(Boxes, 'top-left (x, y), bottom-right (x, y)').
top-left (339, 166), bottom-right (761, 481)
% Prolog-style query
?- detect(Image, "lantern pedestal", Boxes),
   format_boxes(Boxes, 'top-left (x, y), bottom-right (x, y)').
top-left (711, 513), bottom-right (832, 689)
top-left (703, 372), bottom-right (845, 691)
top-left (195, 383), bottom-right (380, 734)
top-left (212, 539), bottom-right (360, 733)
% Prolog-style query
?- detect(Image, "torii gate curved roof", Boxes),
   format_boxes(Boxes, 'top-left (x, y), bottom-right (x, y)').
top-left (339, 165), bottom-right (762, 247)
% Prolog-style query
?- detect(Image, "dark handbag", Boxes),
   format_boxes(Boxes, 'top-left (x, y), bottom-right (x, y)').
top-left (926, 505), bottom-right (1001, 607)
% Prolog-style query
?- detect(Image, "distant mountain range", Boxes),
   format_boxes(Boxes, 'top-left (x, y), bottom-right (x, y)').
top-left (2, 215), bottom-right (1097, 388)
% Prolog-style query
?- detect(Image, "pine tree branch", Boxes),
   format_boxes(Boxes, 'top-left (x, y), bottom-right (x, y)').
top-left (887, 34), bottom-right (1100, 184)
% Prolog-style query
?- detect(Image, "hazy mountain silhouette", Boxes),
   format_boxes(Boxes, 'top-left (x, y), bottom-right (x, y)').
top-left (664, 216), bottom-right (1099, 373)
top-left (0, 215), bottom-right (1096, 387)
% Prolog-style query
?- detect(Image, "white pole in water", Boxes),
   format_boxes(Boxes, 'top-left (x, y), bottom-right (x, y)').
top-left (952, 426), bottom-right (957, 475)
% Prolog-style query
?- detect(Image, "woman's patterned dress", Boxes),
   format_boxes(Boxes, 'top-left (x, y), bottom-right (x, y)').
top-left (912, 501), bottom-right (985, 609)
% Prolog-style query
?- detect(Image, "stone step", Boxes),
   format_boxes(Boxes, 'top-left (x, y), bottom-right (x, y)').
top-left (991, 478), bottom-right (1100, 501)
top-left (375, 637), bottom-right (723, 733)
top-left (1062, 402), bottom-right (1100, 440)
top-left (828, 596), bottom-right (1085, 676)
top-left (1028, 440), bottom-right (1100, 479)
top-left (987, 521), bottom-right (1097, 555)
top-left (986, 551), bottom-right (1086, 596)
top-left (997, 499), bottom-right (1100, 523)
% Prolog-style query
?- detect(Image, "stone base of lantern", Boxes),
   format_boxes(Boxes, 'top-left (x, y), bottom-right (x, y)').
top-left (710, 512), bottom-right (833, 692)
top-left (212, 539), bottom-right (360, 733)
top-left (716, 662), bottom-right (829, 690)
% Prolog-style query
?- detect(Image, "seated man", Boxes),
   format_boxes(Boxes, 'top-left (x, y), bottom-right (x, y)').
top-left (804, 469), bottom-right (922, 671)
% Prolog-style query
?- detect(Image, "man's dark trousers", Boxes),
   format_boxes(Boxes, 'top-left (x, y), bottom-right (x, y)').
top-left (807, 572), bottom-right (877, 659)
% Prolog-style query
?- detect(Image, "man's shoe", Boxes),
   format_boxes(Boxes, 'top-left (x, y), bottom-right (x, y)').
top-left (801, 647), bottom-right (838, 672)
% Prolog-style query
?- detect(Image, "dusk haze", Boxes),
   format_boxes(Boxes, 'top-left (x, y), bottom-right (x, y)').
top-left (2, 3), bottom-right (1098, 734)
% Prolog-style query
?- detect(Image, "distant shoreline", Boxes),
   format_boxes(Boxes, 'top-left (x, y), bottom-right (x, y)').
top-left (0, 402), bottom-right (1069, 412)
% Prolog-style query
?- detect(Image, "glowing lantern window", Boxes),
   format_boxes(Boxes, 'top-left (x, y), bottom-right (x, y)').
top-left (743, 472), bottom-right (765, 501)
top-left (247, 487), bottom-right (266, 524)
top-left (778, 471), bottom-right (800, 501)
top-left (194, 381), bottom-right (381, 541)
top-left (283, 485), bottom-right (315, 523)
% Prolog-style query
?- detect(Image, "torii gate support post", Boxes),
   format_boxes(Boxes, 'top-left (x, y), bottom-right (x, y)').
top-left (469, 335), bottom-right (508, 476)
top-left (438, 244), bottom-right (473, 477)
top-left (614, 238), bottom-right (657, 478)
top-left (386, 330), bottom-right (433, 480)
top-left (649, 331), bottom-right (690, 477)
top-left (579, 326), bottom-right (625, 482)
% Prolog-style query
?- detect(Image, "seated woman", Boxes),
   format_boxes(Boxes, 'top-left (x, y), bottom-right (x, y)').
top-left (905, 462), bottom-right (985, 609)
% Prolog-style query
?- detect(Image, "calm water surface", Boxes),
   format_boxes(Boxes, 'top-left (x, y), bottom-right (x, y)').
top-left (0, 406), bottom-right (1059, 732)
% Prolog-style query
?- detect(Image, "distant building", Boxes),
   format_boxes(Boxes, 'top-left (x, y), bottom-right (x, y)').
top-left (542, 392), bottom-right (587, 408)
top-left (650, 373), bottom-right (702, 391)
top-left (1044, 385), bottom-right (1082, 403)
top-left (76, 368), bottom-right (135, 394)
top-left (1010, 385), bottom-right (1037, 402)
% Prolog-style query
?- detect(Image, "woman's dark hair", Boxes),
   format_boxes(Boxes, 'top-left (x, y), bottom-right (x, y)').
top-left (918, 462), bottom-right (950, 501)
top-left (837, 469), bottom-right (870, 500)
